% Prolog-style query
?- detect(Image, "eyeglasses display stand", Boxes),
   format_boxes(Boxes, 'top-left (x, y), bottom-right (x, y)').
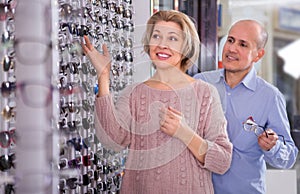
top-left (1, 0), bottom-right (134, 193)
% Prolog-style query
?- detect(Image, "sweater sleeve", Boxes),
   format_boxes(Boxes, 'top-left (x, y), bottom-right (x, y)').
top-left (201, 85), bottom-right (233, 174)
top-left (94, 87), bottom-right (134, 152)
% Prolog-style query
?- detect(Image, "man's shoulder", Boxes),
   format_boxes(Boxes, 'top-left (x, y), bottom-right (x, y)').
top-left (257, 77), bottom-right (280, 92)
top-left (193, 69), bottom-right (221, 84)
top-left (194, 69), bottom-right (221, 77)
top-left (256, 76), bottom-right (283, 98)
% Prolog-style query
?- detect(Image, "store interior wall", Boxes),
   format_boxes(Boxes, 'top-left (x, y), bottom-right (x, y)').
top-left (131, 0), bottom-right (152, 83)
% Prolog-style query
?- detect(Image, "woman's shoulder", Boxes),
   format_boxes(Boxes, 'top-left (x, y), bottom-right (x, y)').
top-left (118, 82), bottom-right (154, 99)
top-left (192, 79), bottom-right (221, 101)
top-left (193, 78), bottom-right (216, 91)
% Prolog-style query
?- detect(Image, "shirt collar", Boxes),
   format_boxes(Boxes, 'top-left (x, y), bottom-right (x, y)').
top-left (241, 67), bottom-right (257, 91)
top-left (217, 69), bottom-right (225, 83)
top-left (218, 67), bottom-right (257, 91)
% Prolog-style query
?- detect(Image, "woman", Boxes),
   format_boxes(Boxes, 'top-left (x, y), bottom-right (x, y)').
top-left (82, 10), bottom-right (232, 194)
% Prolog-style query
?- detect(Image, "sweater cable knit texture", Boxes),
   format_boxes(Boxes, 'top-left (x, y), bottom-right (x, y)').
top-left (95, 80), bottom-right (232, 194)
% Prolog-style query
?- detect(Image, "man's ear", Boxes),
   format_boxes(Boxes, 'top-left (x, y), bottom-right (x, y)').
top-left (254, 48), bottom-right (265, 62)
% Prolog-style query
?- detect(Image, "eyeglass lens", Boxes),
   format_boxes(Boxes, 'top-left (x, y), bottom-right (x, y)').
top-left (243, 116), bottom-right (286, 144)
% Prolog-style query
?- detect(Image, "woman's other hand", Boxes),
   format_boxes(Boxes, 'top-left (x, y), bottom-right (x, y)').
top-left (160, 106), bottom-right (194, 143)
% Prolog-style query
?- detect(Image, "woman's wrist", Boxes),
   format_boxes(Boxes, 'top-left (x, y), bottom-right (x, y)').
top-left (198, 139), bottom-right (208, 156)
top-left (174, 126), bottom-right (208, 156)
top-left (174, 126), bottom-right (195, 145)
top-left (97, 73), bottom-right (110, 96)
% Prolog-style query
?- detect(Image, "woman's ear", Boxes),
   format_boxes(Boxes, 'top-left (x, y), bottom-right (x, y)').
top-left (253, 48), bottom-right (265, 62)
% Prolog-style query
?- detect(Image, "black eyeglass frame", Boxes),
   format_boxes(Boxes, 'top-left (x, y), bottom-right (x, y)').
top-left (243, 116), bottom-right (286, 145)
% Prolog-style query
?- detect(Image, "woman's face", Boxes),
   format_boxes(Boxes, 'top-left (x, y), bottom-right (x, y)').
top-left (148, 21), bottom-right (184, 70)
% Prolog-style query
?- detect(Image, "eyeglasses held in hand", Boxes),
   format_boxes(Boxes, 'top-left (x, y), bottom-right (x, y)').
top-left (243, 116), bottom-right (286, 145)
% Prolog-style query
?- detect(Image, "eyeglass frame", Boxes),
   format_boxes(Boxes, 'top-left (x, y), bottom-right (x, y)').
top-left (14, 37), bottom-right (52, 65)
top-left (243, 116), bottom-right (286, 145)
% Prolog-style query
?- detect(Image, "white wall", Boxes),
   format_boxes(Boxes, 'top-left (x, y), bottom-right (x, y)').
top-left (132, 0), bottom-right (153, 83)
top-left (266, 169), bottom-right (297, 194)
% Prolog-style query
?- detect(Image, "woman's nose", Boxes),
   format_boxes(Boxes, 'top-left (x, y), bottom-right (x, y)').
top-left (157, 38), bottom-right (168, 48)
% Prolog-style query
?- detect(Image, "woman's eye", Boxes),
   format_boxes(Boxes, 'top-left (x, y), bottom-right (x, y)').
top-left (169, 36), bottom-right (178, 41)
top-left (152, 34), bottom-right (160, 39)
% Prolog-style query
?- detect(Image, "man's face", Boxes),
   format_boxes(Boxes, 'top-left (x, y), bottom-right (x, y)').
top-left (222, 21), bottom-right (263, 74)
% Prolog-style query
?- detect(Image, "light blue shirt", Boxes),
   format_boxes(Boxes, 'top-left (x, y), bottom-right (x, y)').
top-left (194, 68), bottom-right (298, 194)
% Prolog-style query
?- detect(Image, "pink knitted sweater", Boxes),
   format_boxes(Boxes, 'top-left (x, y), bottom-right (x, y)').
top-left (95, 80), bottom-right (232, 194)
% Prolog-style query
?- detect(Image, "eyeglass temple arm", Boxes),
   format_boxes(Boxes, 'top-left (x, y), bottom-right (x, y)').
top-left (260, 125), bottom-right (286, 145)
top-left (277, 134), bottom-right (286, 145)
top-left (259, 125), bottom-right (272, 138)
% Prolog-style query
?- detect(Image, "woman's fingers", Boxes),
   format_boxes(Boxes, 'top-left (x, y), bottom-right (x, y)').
top-left (102, 44), bottom-right (109, 56)
top-left (159, 107), bottom-right (183, 126)
top-left (81, 35), bottom-right (90, 54)
top-left (160, 107), bottom-right (182, 120)
top-left (167, 106), bottom-right (182, 117)
top-left (159, 107), bottom-right (183, 137)
top-left (81, 35), bottom-right (96, 54)
top-left (84, 35), bottom-right (92, 49)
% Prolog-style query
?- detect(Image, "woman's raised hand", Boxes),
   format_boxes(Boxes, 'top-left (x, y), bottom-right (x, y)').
top-left (81, 35), bottom-right (111, 78)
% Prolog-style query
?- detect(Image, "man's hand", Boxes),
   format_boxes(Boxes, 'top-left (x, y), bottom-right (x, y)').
top-left (257, 128), bottom-right (278, 151)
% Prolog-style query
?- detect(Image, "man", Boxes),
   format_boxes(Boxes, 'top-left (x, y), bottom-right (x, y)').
top-left (194, 19), bottom-right (298, 194)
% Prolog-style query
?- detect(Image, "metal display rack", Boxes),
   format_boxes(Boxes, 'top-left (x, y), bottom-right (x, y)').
top-left (0, 0), bottom-right (134, 193)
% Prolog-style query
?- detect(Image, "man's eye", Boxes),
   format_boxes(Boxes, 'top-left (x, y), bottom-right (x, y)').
top-left (227, 38), bottom-right (234, 43)
top-left (240, 43), bottom-right (247, 47)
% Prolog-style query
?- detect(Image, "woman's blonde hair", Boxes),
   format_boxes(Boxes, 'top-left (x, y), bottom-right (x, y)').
top-left (142, 10), bottom-right (200, 71)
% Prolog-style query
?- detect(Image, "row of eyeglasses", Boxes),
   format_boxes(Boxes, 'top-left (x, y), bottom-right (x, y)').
top-left (0, 0), bottom-right (133, 193)
top-left (56, 0), bottom-right (133, 193)
top-left (0, 0), bottom-right (17, 194)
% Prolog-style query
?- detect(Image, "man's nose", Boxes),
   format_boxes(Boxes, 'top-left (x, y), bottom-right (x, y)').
top-left (227, 43), bottom-right (237, 52)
